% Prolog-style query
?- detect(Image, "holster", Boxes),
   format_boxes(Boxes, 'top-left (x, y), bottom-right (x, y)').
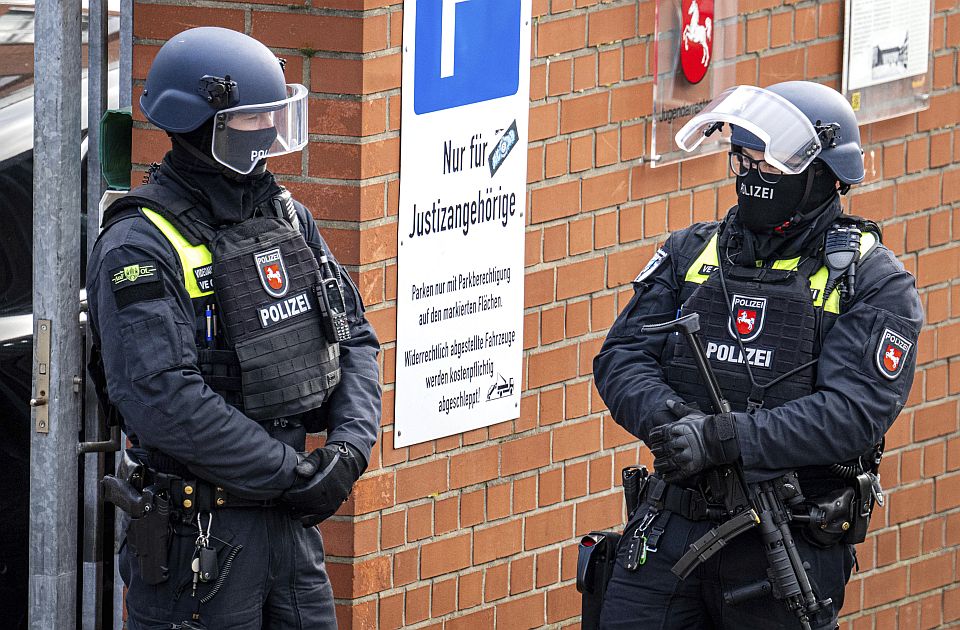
top-left (577, 531), bottom-right (621, 630)
top-left (125, 488), bottom-right (171, 585)
top-left (102, 450), bottom-right (172, 585)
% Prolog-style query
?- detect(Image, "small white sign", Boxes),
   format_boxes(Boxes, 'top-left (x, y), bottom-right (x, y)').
top-left (395, 0), bottom-right (532, 447)
top-left (843, 0), bottom-right (930, 92)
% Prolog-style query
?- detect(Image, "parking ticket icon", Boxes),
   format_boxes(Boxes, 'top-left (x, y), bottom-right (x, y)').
top-left (414, 0), bottom-right (521, 114)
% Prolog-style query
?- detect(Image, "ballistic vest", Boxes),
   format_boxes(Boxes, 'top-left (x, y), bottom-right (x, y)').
top-left (101, 183), bottom-right (341, 422)
top-left (663, 228), bottom-right (877, 413)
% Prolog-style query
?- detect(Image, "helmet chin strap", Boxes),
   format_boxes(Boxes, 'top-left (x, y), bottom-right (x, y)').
top-left (170, 133), bottom-right (267, 181)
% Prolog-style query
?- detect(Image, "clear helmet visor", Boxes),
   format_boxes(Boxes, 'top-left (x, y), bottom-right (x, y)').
top-left (211, 83), bottom-right (309, 175)
top-left (674, 85), bottom-right (822, 174)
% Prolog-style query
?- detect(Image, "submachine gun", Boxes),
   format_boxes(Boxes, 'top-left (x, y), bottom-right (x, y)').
top-left (640, 313), bottom-right (832, 630)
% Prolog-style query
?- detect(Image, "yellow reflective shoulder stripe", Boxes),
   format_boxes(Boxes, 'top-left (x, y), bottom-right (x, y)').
top-left (771, 256), bottom-right (800, 271)
top-left (685, 233), bottom-right (720, 284)
top-left (808, 267), bottom-right (835, 311)
top-left (682, 230), bottom-right (879, 315)
top-left (141, 207), bottom-right (214, 299)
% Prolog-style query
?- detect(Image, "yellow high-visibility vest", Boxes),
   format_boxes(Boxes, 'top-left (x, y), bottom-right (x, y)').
top-left (141, 207), bottom-right (214, 299)
top-left (683, 231), bottom-right (878, 314)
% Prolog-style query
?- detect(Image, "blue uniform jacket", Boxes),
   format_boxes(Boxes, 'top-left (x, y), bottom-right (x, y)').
top-left (594, 217), bottom-right (924, 482)
top-left (87, 197), bottom-right (381, 500)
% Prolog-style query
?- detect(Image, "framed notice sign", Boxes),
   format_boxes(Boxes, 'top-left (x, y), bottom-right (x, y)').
top-left (842, 0), bottom-right (932, 123)
top-left (395, 0), bottom-right (531, 447)
top-left (649, 0), bottom-right (738, 166)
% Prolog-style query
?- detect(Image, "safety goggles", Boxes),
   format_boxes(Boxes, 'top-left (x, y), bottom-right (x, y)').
top-left (675, 85), bottom-right (822, 175)
top-left (211, 83), bottom-right (309, 175)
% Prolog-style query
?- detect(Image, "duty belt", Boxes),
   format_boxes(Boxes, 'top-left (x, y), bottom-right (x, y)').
top-left (144, 452), bottom-right (275, 513)
top-left (164, 477), bottom-right (276, 514)
top-left (642, 476), bottom-right (720, 522)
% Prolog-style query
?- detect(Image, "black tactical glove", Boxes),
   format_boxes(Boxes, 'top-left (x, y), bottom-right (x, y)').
top-left (283, 442), bottom-right (366, 527)
top-left (647, 400), bottom-right (741, 483)
top-left (648, 398), bottom-right (695, 429)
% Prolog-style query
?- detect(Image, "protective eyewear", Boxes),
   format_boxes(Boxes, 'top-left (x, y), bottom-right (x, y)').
top-left (211, 83), bottom-right (309, 175)
top-left (728, 151), bottom-right (783, 184)
top-left (675, 85), bottom-right (822, 174)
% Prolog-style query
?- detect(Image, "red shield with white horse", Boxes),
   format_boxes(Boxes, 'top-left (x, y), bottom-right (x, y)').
top-left (680, 0), bottom-right (713, 84)
top-left (728, 295), bottom-right (766, 343)
top-left (736, 309), bottom-right (756, 336)
top-left (254, 247), bottom-right (289, 299)
top-left (875, 328), bottom-right (912, 380)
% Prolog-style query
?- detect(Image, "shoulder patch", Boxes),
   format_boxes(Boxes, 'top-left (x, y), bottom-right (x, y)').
top-left (875, 328), bottom-right (912, 380)
top-left (111, 261), bottom-right (158, 287)
top-left (109, 260), bottom-right (162, 308)
top-left (634, 248), bottom-right (668, 284)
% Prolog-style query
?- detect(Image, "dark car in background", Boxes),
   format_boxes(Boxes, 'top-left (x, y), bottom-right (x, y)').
top-left (0, 3), bottom-right (119, 626)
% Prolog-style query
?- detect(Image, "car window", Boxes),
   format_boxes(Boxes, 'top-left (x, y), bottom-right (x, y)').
top-left (0, 152), bottom-right (33, 317)
top-left (0, 3), bottom-right (118, 318)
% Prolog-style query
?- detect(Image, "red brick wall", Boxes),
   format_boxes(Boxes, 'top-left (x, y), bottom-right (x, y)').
top-left (132, 0), bottom-right (960, 627)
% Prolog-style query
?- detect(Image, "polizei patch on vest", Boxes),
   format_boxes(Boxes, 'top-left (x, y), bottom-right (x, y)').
top-left (254, 248), bottom-right (289, 298)
top-left (258, 291), bottom-right (312, 329)
top-left (875, 328), bottom-right (912, 380)
top-left (706, 340), bottom-right (774, 369)
top-left (728, 294), bottom-right (766, 342)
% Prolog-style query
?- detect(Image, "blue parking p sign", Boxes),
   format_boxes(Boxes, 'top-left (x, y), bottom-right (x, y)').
top-left (414, 0), bottom-right (521, 114)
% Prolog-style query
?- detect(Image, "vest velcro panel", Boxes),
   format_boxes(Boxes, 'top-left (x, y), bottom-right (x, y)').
top-left (665, 265), bottom-right (818, 412)
top-left (210, 216), bottom-right (341, 420)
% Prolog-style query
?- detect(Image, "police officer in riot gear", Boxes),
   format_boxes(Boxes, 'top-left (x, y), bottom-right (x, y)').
top-left (86, 27), bottom-right (381, 629)
top-left (593, 81), bottom-right (923, 629)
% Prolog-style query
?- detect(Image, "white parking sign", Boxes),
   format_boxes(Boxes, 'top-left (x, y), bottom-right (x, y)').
top-left (395, 0), bottom-right (532, 447)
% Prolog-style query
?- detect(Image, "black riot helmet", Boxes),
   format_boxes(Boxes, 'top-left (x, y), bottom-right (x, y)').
top-left (729, 81), bottom-right (864, 186)
top-left (140, 27), bottom-right (308, 175)
top-left (676, 81), bottom-right (864, 185)
top-left (676, 81), bottom-right (864, 234)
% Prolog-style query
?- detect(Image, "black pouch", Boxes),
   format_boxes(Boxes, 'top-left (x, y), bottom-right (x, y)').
top-left (621, 466), bottom-right (649, 520)
top-left (844, 473), bottom-right (877, 544)
top-left (577, 531), bottom-right (622, 630)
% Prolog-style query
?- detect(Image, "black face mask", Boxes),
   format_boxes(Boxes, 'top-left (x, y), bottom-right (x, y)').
top-left (736, 162), bottom-right (838, 233)
top-left (167, 124), bottom-right (281, 225)
top-left (215, 127), bottom-right (278, 172)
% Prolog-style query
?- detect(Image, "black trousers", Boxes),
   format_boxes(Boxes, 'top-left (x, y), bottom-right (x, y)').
top-left (599, 502), bottom-right (856, 630)
top-left (121, 508), bottom-right (336, 630)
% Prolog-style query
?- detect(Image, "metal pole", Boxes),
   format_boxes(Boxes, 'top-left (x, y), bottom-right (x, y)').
top-left (119, 0), bottom-right (132, 108)
top-left (30, 0), bottom-right (83, 628)
top-left (82, 0), bottom-right (110, 627)
top-left (114, 3), bottom-right (134, 626)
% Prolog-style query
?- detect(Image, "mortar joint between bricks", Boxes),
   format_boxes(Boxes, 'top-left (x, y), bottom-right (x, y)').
top-left (314, 216), bottom-right (397, 232)
top-left (308, 131), bottom-right (398, 144)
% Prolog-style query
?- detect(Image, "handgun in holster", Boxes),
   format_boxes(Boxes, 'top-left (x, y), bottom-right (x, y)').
top-left (102, 450), bottom-right (172, 585)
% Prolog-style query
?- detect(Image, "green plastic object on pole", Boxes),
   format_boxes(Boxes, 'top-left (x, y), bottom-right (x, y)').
top-left (98, 107), bottom-right (132, 190)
